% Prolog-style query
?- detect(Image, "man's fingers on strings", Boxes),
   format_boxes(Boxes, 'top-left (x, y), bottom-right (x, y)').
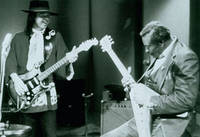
top-left (18, 83), bottom-right (28, 93)
top-left (16, 87), bottom-right (24, 96)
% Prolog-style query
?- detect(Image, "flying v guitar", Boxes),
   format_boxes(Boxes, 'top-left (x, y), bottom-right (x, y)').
top-left (99, 35), bottom-right (159, 137)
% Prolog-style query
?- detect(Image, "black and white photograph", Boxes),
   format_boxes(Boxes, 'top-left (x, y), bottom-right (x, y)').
top-left (0, 0), bottom-right (199, 137)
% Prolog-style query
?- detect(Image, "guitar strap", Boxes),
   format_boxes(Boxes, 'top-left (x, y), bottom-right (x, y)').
top-left (137, 58), bottom-right (157, 83)
top-left (41, 40), bottom-right (54, 83)
top-left (158, 37), bottom-right (177, 91)
top-left (137, 36), bottom-right (178, 92)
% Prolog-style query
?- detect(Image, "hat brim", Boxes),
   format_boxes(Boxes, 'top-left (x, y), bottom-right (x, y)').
top-left (22, 10), bottom-right (58, 16)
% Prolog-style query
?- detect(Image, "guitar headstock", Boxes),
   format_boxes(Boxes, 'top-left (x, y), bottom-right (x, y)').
top-left (77, 38), bottom-right (98, 52)
top-left (99, 35), bottom-right (114, 52)
top-left (1, 33), bottom-right (12, 57)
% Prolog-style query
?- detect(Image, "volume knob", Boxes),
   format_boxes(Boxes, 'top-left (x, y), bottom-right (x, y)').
top-left (26, 101), bottom-right (30, 105)
top-left (27, 97), bottom-right (31, 100)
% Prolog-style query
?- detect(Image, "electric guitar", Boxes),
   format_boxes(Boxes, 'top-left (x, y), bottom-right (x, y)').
top-left (9, 38), bottom-right (98, 110)
top-left (99, 35), bottom-right (158, 137)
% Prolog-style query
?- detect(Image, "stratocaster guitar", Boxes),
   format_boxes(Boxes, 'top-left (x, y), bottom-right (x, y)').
top-left (9, 38), bottom-right (98, 110)
top-left (99, 35), bottom-right (159, 137)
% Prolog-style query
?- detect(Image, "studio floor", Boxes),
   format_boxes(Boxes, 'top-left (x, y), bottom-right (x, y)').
top-left (57, 123), bottom-right (100, 137)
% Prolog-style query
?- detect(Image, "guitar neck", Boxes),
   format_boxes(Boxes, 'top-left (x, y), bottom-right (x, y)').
top-left (36, 38), bottom-right (98, 81)
top-left (106, 49), bottom-right (136, 83)
top-left (37, 56), bottom-right (69, 81)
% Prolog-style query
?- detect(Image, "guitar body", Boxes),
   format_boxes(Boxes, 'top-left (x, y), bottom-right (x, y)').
top-left (129, 86), bottom-right (159, 137)
top-left (8, 72), bottom-right (48, 110)
top-left (130, 99), bottom-right (151, 137)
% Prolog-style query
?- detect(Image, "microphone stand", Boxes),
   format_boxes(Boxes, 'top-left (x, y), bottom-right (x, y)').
top-left (82, 92), bottom-right (93, 137)
top-left (0, 33), bottom-right (12, 137)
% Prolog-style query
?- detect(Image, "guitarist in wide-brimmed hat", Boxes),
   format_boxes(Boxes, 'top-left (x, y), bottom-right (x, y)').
top-left (5, 1), bottom-right (78, 137)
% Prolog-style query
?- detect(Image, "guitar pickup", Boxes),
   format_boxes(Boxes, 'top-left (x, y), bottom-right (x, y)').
top-left (28, 81), bottom-right (34, 89)
top-left (32, 86), bottom-right (41, 94)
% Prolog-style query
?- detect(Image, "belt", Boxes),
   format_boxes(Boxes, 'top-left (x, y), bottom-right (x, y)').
top-left (153, 111), bottom-right (190, 119)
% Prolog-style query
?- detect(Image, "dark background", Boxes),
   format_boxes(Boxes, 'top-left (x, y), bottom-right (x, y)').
top-left (0, 0), bottom-right (199, 128)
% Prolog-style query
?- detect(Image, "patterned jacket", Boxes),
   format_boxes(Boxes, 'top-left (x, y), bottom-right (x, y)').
top-left (5, 30), bottom-right (71, 113)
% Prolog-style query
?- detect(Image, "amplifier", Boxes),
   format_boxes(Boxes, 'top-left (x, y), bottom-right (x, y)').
top-left (100, 100), bottom-right (133, 135)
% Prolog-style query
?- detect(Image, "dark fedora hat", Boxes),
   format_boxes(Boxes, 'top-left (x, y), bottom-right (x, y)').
top-left (22, 1), bottom-right (58, 15)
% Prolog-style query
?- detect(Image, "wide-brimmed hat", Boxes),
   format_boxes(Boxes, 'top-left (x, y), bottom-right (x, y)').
top-left (22, 1), bottom-right (58, 15)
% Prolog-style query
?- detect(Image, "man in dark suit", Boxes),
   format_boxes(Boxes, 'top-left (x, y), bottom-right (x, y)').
top-left (101, 21), bottom-right (199, 137)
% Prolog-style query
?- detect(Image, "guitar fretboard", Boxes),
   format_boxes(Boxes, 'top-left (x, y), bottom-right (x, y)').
top-left (106, 49), bottom-right (136, 83)
top-left (37, 56), bottom-right (69, 81)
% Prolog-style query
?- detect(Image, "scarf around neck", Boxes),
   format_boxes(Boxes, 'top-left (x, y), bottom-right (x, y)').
top-left (26, 28), bottom-right (45, 71)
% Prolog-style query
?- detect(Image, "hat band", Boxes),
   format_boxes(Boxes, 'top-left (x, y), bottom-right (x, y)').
top-left (29, 7), bottom-right (50, 12)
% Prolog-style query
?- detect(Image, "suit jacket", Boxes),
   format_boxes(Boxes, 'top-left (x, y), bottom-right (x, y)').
top-left (142, 38), bottom-right (199, 137)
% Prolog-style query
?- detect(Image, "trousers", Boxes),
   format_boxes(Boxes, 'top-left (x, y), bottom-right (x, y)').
top-left (20, 110), bottom-right (57, 137)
